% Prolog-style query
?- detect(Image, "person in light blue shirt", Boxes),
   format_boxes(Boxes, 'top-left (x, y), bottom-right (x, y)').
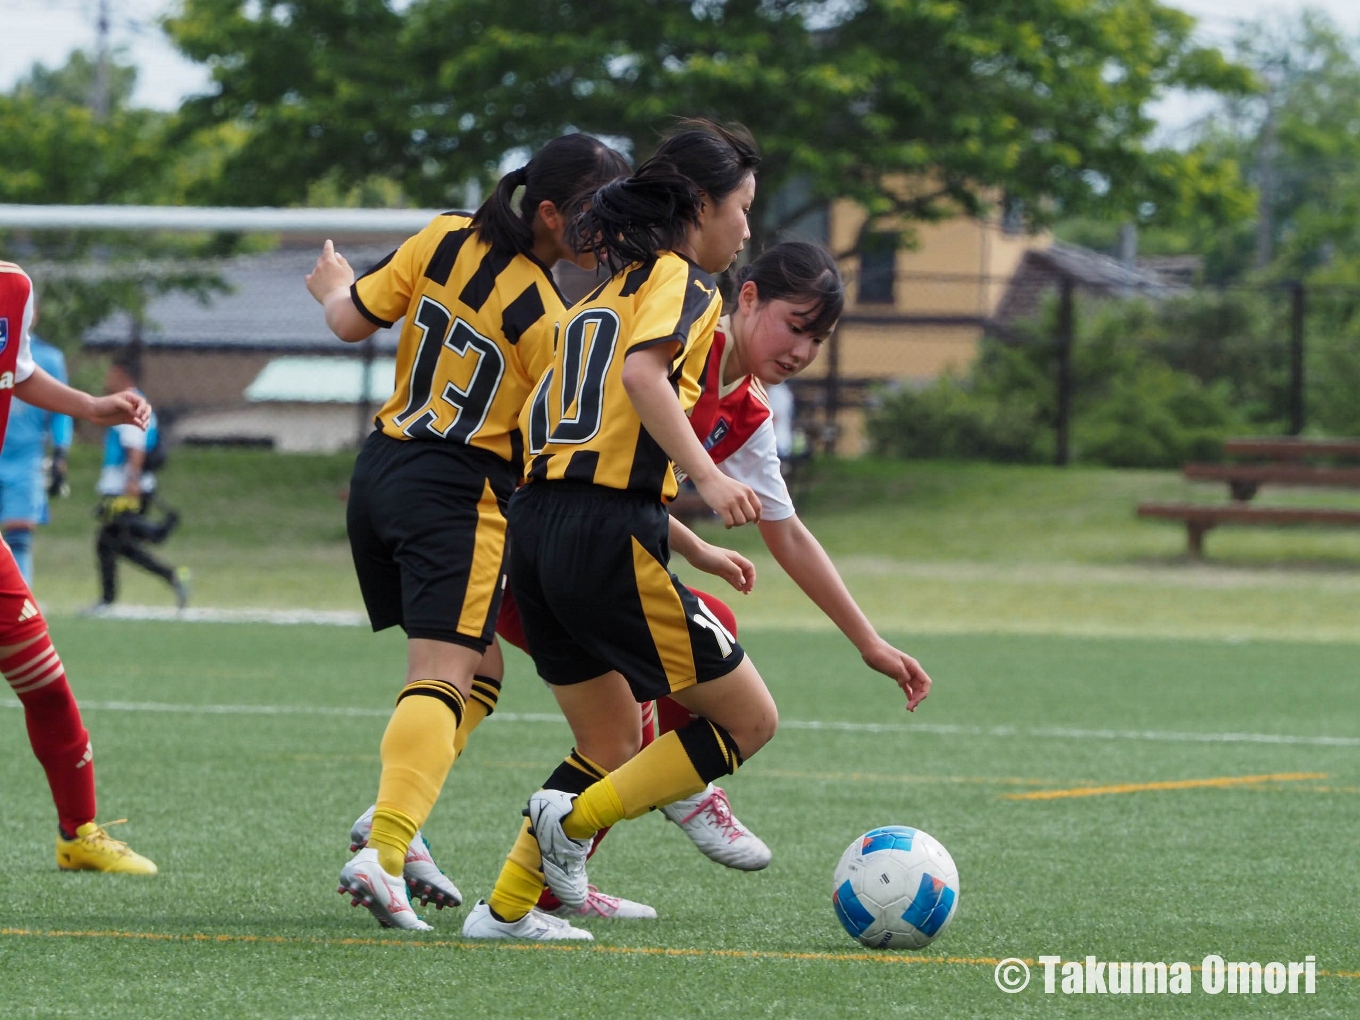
top-left (93, 358), bottom-right (188, 610)
top-left (0, 334), bottom-right (73, 583)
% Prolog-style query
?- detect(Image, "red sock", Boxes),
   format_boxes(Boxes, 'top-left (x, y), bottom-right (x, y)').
top-left (2, 635), bottom-right (96, 835)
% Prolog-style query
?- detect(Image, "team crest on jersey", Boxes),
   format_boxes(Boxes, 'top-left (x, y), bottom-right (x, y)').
top-left (703, 417), bottom-right (730, 451)
top-left (0, 316), bottom-right (8, 355)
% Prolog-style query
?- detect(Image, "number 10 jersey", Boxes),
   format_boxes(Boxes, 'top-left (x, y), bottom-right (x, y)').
top-left (351, 213), bottom-right (562, 467)
top-left (521, 251), bottom-right (722, 501)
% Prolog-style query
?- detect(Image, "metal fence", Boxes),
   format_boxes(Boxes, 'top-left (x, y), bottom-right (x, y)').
top-left (15, 225), bottom-right (1360, 465)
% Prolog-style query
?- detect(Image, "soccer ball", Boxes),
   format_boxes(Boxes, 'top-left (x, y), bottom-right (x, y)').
top-left (831, 825), bottom-right (959, 949)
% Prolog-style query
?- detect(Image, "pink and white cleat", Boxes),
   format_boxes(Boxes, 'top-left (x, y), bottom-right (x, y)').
top-left (338, 848), bottom-right (433, 930)
top-left (661, 784), bottom-right (771, 871)
top-left (549, 885), bottom-right (657, 920)
top-left (349, 805), bottom-right (462, 909)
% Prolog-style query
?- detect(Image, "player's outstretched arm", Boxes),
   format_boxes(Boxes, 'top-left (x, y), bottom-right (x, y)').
top-left (757, 513), bottom-right (932, 711)
top-left (305, 239), bottom-right (376, 343)
top-left (668, 515), bottom-right (756, 593)
top-left (621, 344), bottom-right (761, 528)
top-left (14, 367), bottom-right (150, 429)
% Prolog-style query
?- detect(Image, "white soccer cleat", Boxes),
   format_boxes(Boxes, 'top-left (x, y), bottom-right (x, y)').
top-left (349, 805), bottom-right (462, 909)
top-left (661, 784), bottom-right (771, 871)
top-left (525, 789), bottom-right (591, 909)
top-left (461, 899), bottom-right (593, 941)
top-left (338, 848), bottom-right (433, 931)
top-left (549, 885), bottom-right (657, 920)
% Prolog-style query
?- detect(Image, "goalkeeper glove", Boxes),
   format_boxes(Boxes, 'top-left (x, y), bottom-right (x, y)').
top-left (47, 456), bottom-right (70, 499)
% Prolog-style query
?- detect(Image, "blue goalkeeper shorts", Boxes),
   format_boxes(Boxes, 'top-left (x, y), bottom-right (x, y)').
top-left (0, 455), bottom-right (46, 524)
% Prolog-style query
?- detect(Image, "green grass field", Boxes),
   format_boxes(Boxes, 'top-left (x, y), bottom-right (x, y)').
top-left (3, 451), bottom-right (1358, 1018)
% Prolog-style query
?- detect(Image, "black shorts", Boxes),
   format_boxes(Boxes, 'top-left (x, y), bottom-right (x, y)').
top-left (348, 431), bottom-right (516, 650)
top-left (505, 480), bottom-right (745, 701)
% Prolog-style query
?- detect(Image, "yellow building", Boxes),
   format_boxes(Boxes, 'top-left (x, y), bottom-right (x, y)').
top-left (788, 199), bottom-right (1049, 453)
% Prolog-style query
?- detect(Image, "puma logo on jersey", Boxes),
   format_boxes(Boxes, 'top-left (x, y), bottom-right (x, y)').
top-left (692, 279), bottom-right (715, 298)
top-left (18, 598), bottom-right (38, 622)
top-left (0, 371), bottom-right (13, 390)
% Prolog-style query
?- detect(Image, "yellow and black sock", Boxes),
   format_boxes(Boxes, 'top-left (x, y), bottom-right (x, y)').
top-left (453, 674), bottom-right (501, 761)
top-left (485, 749), bottom-right (607, 922)
top-left (371, 679), bottom-right (465, 875)
top-left (562, 720), bottom-right (742, 840)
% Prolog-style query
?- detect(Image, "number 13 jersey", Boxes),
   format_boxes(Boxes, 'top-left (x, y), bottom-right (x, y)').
top-left (521, 252), bottom-right (722, 501)
top-left (351, 213), bottom-right (563, 466)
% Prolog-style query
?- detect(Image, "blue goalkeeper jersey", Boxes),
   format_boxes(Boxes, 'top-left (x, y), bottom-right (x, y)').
top-left (98, 392), bottom-right (160, 496)
top-left (0, 335), bottom-right (73, 461)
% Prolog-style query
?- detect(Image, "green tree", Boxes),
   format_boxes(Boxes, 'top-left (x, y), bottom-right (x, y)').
top-left (165, 0), bottom-right (1255, 248)
top-left (0, 53), bottom-right (242, 352)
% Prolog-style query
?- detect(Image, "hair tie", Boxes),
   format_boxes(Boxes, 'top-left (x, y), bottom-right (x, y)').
top-left (512, 166), bottom-right (530, 186)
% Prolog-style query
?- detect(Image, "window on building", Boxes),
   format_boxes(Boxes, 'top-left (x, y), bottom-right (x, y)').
top-left (857, 232), bottom-right (898, 304)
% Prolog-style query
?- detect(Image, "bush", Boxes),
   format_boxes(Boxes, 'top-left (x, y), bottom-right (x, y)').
top-left (867, 375), bottom-right (1047, 462)
top-left (1077, 361), bottom-right (1248, 468)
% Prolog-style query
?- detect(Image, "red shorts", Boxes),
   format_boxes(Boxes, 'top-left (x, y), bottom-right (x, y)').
top-left (0, 540), bottom-right (48, 646)
top-left (495, 584), bottom-right (737, 654)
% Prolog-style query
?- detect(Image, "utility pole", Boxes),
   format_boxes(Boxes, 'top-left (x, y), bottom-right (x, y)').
top-left (90, 0), bottom-right (111, 120)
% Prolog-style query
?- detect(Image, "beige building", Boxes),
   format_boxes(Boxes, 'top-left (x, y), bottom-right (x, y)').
top-left (785, 199), bottom-right (1048, 453)
top-left (817, 198), bottom-right (1049, 382)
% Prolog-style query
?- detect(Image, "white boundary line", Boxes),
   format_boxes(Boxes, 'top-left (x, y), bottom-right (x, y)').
top-left (2, 698), bottom-right (1356, 747)
top-left (68, 606), bottom-right (367, 626)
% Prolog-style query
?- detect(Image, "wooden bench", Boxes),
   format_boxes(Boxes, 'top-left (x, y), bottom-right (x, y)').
top-left (1181, 463), bottom-right (1360, 502)
top-left (1138, 436), bottom-right (1360, 557)
top-left (1222, 437), bottom-right (1360, 461)
top-left (1137, 502), bottom-right (1360, 557)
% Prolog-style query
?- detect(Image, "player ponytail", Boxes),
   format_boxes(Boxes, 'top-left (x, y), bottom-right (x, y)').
top-left (736, 241), bottom-right (845, 339)
top-left (571, 119), bottom-right (761, 272)
top-left (472, 133), bottom-right (630, 258)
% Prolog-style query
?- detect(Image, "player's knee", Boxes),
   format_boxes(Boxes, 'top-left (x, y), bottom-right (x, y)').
top-left (743, 705), bottom-right (779, 758)
top-left (577, 728), bottom-right (642, 771)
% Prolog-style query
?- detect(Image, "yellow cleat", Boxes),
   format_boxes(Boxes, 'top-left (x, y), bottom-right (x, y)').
top-left (56, 820), bottom-right (158, 875)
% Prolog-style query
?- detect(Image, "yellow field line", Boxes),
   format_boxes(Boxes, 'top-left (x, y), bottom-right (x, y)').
top-left (1005, 772), bottom-right (1328, 801)
top-left (0, 928), bottom-right (1006, 965)
top-left (2, 929), bottom-right (1356, 977)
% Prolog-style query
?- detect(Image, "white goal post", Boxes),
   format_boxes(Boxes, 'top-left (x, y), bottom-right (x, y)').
top-left (0, 204), bottom-right (449, 233)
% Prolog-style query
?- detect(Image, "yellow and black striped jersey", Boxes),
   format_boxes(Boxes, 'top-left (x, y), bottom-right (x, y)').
top-left (351, 213), bottom-right (563, 465)
top-left (521, 251), bottom-right (723, 501)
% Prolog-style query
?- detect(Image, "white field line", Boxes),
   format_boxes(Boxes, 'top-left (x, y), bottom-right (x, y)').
top-left (67, 606), bottom-right (367, 626)
top-left (2, 698), bottom-right (1357, 747)
top-left (54, 602), bottom-right (1360, 646)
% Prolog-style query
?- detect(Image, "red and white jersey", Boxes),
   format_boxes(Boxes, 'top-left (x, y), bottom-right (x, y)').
top-left (0, 261), bottom-right (39, 451)
top-left (685, 316), bottom-right (795, 522)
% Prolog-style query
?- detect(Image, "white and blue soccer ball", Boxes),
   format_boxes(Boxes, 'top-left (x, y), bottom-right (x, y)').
top-left (831, 825), bottom-right (959, 949)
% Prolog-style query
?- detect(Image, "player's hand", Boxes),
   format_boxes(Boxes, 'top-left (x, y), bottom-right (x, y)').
top-left (681, 541), bottom-right (756, 594)
top-left (860, 637), bottom-right (933, 712)
top-left (305, 239), bottom-right (355, 304)
top-left (88, 390), bottom-right (151, 429)
top-left (693, 472), bottom-right (761, 528)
